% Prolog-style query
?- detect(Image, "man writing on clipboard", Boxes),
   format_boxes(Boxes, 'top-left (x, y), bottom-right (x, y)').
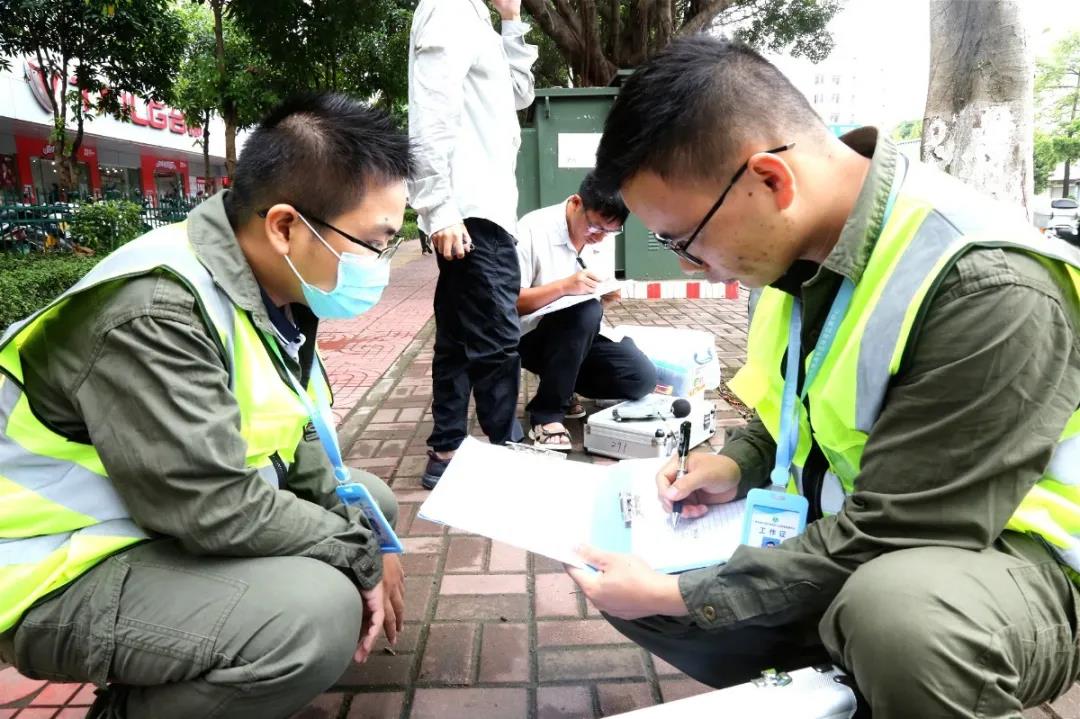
top-left (515, 172), bottom-right (656, 450)
top-left (565, 37), bottom-right (1080, 718)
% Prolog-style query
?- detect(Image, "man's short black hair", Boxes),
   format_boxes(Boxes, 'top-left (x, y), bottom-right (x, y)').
top-left (595, 36), bottom-right (826, 191)
top-left (226, 92), bottom-right (413, 225)
top-left (578, 171), bottom-right (629, 224)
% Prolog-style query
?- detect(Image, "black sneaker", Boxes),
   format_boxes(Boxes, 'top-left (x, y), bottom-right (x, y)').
top-left (422, 450), bottom-right (449, 490)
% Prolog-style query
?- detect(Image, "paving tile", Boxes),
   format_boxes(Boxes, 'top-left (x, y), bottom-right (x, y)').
top-left (410, 688), bottom-right (526, 719)
top-left (478, 624), bottom-right (530, 683)
top-left (375, 623), bottom-right (423, 655)
top-left (346, 439), bottom-right (381, 460)
top-left (1050, 684), bottom-right (1080, 719)
top-left (291, 692), bottom-right (346, 719)
top-left (402, 552), bottom-right (439, 576)
top-left (29, 683), bottom-right (80, 705)
top-left (346, 691), bottom-right (405, 718)
top-left (419, 623), bottom-right (477, 684)
top-left (435, 595), bottom-right (529, 621)
top-left (54, 710), bottom-right (89, 719)
top-left (396, 454), bottom-right (429, 477)
top-left (488, 542), bottom-right (527, 573)
top-left (440, 574), bottom-right (526, 595)
top-left (371, 409), bottom-right (399, 423)
top-left (0, 667), bottom-right (47, 704)
top-left (335, 653), bottom-right (416, 688)
top-left (537, 619), bottom-right (629, 647)
top-left (0, 711), bottom-right (16, 719)
top-left (408, 515), bottom-right (446, 536)
top-left (405, 575), bottom-right (437, 617)
top-left (12, 710), bottom-right (58, 719)
top-left (69, 685), bottom-right (96, 706)
top-left (536, 685), bottom-right (594, 719)
top-left (532, 554), bottom-right (566, 574)
top-left (401, 536), bottom-right (443, 554)
top-left (538, 647), bottom-right (647, 682)
top-left (597, 682), bottom-right (655, 716)
top-left (397, 407), bottom-right (425, 422)
top-left (658, 677), bottom-right (713, 702)
top-left (535, 574), bottom-right (582, 617)
top-left (376, 439), bottom-right (409, 458)
top-left (445, 537), bottom-right (489, 573)
top-left (650, 656), bottom-right (683, 677)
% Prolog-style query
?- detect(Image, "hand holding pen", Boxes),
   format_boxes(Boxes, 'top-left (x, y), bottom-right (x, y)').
top-left (656, 447), bottom-right (742, 523)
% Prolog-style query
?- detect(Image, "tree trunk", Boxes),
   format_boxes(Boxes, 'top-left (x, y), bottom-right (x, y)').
top-left (1064, 71), bottom-right (1080, 198)
top-left (1064, 161), bottom-right (1072, 199)
top-left (921, 0), bottom-right (1034, 212)
top-left (224, 111), bottom-right (237, 180)
top-left (202, 111), bottom-right (212, 193)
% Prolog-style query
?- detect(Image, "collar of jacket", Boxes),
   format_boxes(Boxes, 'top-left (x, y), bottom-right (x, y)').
top-left (821, 126), bottom-right (900, 284)
top-left (185, 191), bottom-right (278, 338)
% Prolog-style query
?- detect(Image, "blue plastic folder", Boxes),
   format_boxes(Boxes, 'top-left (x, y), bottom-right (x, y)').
top-left (417, 438), bottom-right (744, 573)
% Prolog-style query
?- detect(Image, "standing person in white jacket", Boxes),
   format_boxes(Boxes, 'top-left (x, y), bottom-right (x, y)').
top-left (408, 0), bottom-right (538, 489)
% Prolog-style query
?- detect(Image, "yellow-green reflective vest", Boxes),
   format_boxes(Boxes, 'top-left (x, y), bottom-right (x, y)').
top-left (729, 157), bottom-right (1080, 575)
top-left (0, 223), bottom-right (331, 632)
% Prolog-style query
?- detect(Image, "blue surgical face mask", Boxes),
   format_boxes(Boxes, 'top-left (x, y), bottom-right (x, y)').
top-left (284, 214), bottom-right (390, 320)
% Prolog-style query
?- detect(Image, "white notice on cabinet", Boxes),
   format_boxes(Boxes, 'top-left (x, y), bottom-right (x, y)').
top-left (558, 133), bottom-right (603, 168)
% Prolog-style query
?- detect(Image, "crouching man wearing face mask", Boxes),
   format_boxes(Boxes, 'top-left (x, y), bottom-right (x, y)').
top-left (0, 93), bottom-right (412, 719)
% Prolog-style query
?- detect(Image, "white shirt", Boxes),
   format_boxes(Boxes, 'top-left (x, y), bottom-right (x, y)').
top-left (516, 199), bottom-right (610, 335)
top-left (407, 0), bottom-right (538, 237)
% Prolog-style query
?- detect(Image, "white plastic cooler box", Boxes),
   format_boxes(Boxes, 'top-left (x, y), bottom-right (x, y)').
top-left (605, 325), bottom-right (722, 397)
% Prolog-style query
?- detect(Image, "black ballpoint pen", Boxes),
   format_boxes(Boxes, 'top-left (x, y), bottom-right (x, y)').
top-left (671, 420), bottom-right (692, 529)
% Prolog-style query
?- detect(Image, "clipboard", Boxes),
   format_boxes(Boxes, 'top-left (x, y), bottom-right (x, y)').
top-left (417, 438), bottom-right (744, 573)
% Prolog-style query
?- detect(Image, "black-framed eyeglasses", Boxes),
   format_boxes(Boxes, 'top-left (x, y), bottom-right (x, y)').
top-left (653, 143), bottom-right (795, 267)
top-left (584, 210), bottom-right (623, 236)
top-left (258, 207), bottom-right (402, 260)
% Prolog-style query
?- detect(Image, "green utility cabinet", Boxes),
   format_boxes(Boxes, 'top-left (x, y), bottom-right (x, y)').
top-left (515, 87), bottom-right (686, 281)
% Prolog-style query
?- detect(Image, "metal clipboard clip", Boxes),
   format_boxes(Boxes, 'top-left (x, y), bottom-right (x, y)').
top-left (619, 491), bottom-right (639, 528)
top-left (751, 668), bottom-right (793, 688)
top-left (504, 442), bottom-right (568, 461)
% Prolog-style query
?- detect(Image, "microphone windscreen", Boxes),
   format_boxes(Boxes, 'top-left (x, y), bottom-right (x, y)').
top-left (671, 399), bottom-right (692, 418)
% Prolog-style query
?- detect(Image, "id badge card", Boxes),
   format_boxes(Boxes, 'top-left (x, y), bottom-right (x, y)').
top-left (336, 483), bottom-right (404, 554)
top-left (740, 487), bottom-right (809, 549)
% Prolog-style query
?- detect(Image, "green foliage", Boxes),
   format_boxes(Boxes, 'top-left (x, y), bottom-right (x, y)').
top-left (173, 3), bottom-right (280, 136)
top-left (0, 0), bottom-right (186, 182)
top-left (0, 254), bottom-right (103, 331)
top-left (729, 0), bottom-right (841, 64)
top-left (68, 200), bottom-right (145, 252)
top-left (1035, 131), bottom-right (1059, 194)
top-left (1035, 31), bottom-right (1080, 192)
top-left (891, 119), bottom-right (923, 141)
top-left (400, 207), bottom-right (419, 241)
top-left (227, 0), bottom-right (414, 117)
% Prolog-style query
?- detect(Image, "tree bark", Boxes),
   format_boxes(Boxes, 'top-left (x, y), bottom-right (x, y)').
top-left (224, 111), bottom-right (237, 180)
top-left (921, 0), bottom-right (1034, 212)
top-left (1063, 70), bottom-right (1080, 198)
top-left (202, 110), bottom-right (212, 193)
top-left (211, 0), bottom-right (237, 178)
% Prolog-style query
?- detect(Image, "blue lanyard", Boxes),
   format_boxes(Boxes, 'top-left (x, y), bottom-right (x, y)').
top-left (769, 279), bottom-right (855, 487)
top-left (278, 358), bottom-right (351, 484)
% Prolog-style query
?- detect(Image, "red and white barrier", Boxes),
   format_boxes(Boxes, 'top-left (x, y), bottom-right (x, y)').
top-left (619, 280), bottom-right (742, 300)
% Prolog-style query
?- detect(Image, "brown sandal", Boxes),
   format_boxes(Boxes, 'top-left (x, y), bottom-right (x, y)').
top-left (530, 424), bottom-right (573, 451)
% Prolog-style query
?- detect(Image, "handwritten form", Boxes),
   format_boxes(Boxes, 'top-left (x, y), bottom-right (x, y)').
top-left (418, 438), bottom-right (746, 572)
top-left (519, 279), bottom-right (623, 325)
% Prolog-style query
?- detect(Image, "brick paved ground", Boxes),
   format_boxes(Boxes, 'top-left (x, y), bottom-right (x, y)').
top-left (3, 242), bottom-right (1077, 718)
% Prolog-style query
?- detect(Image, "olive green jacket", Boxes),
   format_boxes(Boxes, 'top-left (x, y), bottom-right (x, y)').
top-left (17, 192), bottom-right (383, 591)
top-left (679, 129), bottom-right (1080, 630)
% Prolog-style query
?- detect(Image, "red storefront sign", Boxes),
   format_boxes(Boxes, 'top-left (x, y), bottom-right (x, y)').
top-left (23, 60), bottom-right (203, 139)
top-left (14, 135), bottom-right (101, 202)
top-left (140, 154), bottom-right (190, 206)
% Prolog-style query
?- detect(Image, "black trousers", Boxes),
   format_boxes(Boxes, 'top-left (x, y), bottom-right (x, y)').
top-left (518, 299), bottom-right (657, 427)
top-left (428, 217), bottom-right (524, 452)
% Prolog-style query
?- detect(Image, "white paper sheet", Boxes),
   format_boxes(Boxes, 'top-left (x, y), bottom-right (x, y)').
top-left (417, 439), bottom-right (746, 572)
top-left (417, 439), bottom-right (600, 567)
top-left (519, 279), bottom-right (623, 325)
